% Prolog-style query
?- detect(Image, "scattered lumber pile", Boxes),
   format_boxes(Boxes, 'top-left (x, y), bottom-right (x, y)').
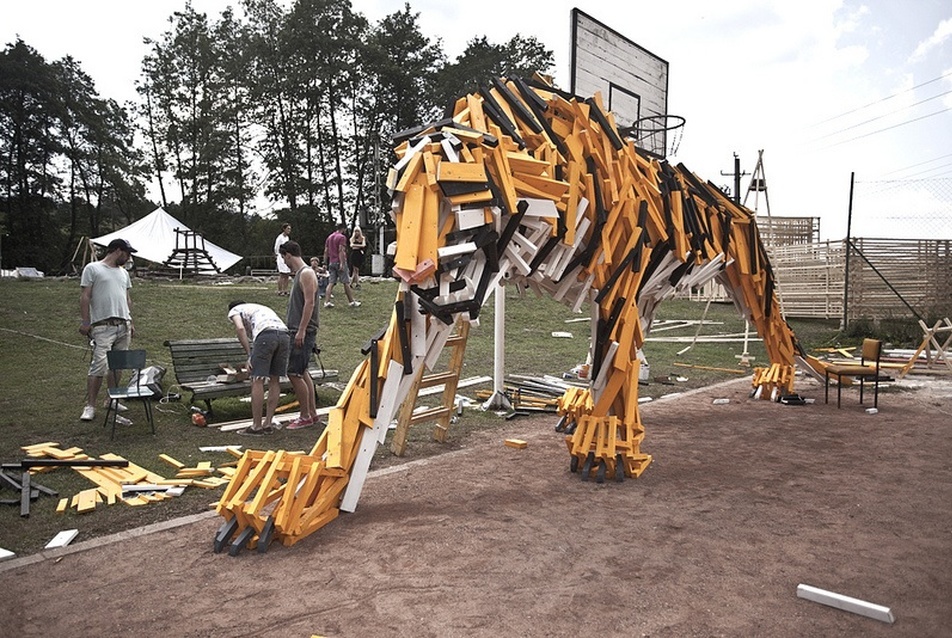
top-left (8, 442), bottom-right (235, 515)
top-left (474, 374), bottom-right (587, 414)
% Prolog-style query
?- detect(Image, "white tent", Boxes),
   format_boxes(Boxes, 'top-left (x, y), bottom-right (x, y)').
top-left (92, 207), bottom-right (243, 272)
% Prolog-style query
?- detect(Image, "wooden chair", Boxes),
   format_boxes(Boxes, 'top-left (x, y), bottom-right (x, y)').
top-left (103, 349), bottom-right (156, 439)
top-left (824, 338), bottom-right (883, 409)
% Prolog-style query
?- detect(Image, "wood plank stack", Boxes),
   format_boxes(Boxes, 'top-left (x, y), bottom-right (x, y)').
top-left (217, 75), bottom-right (804, 551)
top-left (19, 443), bottom-right (229, 513)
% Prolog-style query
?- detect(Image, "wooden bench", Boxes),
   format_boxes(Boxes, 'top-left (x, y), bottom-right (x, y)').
top-left (164, 337), bottom-right (338, 415)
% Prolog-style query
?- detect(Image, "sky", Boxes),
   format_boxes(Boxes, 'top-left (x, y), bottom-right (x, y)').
top-left (4, 0), bottom-right (952, 240)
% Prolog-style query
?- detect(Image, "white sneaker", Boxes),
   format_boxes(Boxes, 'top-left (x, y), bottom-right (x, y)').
top-left (104, 401), bottom-right (128, 412)
top-left (80, 405), bottom-right (96, 421)
top-left (324, 301), bottom-right (334, 308)
top-left (349, 300), bottom-right (361, 308)
top-left (115, 415), bottom-right (133, 426)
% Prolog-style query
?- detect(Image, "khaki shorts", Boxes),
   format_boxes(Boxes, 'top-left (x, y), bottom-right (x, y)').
top-left (88, 321), bottom-right (131, 377)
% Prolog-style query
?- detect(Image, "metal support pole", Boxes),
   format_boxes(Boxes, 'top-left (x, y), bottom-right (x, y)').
top-left (842, 172), bottom-right (855, 330)
top-left (733, 154), bottom-right (741, 206)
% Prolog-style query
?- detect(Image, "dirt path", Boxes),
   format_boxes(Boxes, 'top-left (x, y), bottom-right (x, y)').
top-left (2, 376), bottom-right (951, 637)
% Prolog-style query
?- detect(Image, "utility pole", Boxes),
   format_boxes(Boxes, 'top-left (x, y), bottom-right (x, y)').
top-left (720, 153), bottom-right (748, 205)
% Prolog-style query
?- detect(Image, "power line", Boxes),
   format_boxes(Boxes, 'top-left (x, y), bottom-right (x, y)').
top-left (902, 161), bottom-right (952, 179)
top-left (823, 106), bottom-right (952, 148)
top-left (880, 152), bottom-right (952, 176)
top-left (811, 69), bottom-right (952, 127)
top-left (811, 88), bottom-right (952, 143)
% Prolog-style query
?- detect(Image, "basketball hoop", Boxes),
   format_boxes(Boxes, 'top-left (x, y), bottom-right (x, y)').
top-left (621, 114), bottom-right (686, 158)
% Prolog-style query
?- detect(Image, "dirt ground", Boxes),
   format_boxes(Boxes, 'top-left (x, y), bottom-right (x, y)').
top-left (2, 374), bottom-right (951, 637)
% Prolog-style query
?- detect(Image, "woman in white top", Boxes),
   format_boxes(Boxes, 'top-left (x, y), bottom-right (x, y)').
top-left (274, 223), bottom-right (292, 295)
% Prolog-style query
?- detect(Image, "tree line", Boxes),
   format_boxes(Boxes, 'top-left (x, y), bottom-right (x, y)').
top-left (0, 0), bottom-right (553, 273)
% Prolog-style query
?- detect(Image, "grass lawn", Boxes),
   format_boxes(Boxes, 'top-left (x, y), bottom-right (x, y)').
top-left (0, 275), bottom-right (841, 557)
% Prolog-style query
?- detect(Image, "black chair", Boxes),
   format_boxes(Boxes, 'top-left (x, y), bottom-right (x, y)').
top-left (103, 349), bottom-right (156, 438)
top-left (824, 338), bottom-right (883, 408)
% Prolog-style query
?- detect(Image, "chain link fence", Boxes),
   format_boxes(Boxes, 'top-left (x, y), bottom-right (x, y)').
top-left (850, 177), bottom-right (952, 240)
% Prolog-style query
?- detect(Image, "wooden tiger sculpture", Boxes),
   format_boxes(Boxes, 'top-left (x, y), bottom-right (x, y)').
top-left (213, 76), bottom-right (809, 554)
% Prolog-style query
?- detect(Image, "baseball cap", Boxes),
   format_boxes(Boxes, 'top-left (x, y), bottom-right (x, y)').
top-left (107, 238), bottom-right (137, 253)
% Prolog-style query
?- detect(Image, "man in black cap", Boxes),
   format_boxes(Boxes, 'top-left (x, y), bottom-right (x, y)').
top-left (78, 238), bottom-right (137, 423)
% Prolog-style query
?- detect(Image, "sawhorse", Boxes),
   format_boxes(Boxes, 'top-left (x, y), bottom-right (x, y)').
top-left (898, 318), bottom-right (952, 378)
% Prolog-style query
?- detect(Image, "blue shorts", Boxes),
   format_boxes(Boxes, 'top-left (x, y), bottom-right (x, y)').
top-left (287, 330), bottom-right (316, 376)
top-left (250, 330), bottom-right (290, 378)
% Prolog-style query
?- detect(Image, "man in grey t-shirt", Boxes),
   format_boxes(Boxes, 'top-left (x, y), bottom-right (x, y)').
top-left (78, 238), bottom-right (136, 423)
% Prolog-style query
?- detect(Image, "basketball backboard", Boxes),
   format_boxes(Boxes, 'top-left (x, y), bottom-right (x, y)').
top-left (570, 9), bottom-right (671, 157)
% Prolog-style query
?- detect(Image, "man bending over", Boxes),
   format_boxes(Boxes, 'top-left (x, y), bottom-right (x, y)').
top-left (227, 301), bottom-right (291, 435)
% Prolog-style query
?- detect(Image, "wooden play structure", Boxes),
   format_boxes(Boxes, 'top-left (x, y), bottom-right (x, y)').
top-left (214, 76), bottom-right (832, 554)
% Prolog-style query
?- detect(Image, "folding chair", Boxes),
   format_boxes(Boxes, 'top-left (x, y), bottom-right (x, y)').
top-left (103, 349), bottom-right (156, 439)
top-left (824, 338), bottom-right (883, 409)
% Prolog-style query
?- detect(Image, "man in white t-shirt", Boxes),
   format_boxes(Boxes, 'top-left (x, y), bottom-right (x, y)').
top-left (78, 238), bottom-right (136, 423)
top-left (274, 223), bottom-right (292, 296)
top-left (228, 301), bottom-right (291, 435)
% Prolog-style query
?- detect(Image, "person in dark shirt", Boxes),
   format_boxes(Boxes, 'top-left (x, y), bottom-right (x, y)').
top-left (278, 240), bottom-right (322, 430)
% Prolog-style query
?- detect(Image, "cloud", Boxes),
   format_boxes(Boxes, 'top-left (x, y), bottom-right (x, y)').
top-left (910, 16), bottom-right (952, 61)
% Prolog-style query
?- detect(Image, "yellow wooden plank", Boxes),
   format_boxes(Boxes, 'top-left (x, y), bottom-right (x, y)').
top-left (446, 188), bottom-right (494, 207)
top-left (436, 161), bottom-right (487, 183)
top-left (418, 185), bottom-right (441, 267)
top-left (76, 489), bottom-right (98, 513)
top-left (487, 144), bottom-right (519, 215)
top-left (464, 94), bottom-right (488, 132)
top-left (421, 150), bottom-right (439, 188)
top-left (504, 439), bottom-right (528, 449)
top-left (21, 441), bottom-right (61, 453)
top-left (505, 152), bottom-right (550, 176)
top-left (394, 151), bottom-right (424, 193)
top-left (325, 408), bottom-right (346, 469)
top-left (512, 174), bottom-right (568, 201)
top-left (158, 453), bottom-right (185, 469)
top-left (394, 183), bottom-right (424, 271)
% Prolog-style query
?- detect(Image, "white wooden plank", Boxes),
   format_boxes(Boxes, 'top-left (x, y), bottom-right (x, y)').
top-left (553, 265), bottom-right (582, 302)
top-left (340, 415), bottom-right (388, 513)
top-left (503, 243), bottom-right (532, 276)
top-left (550, 216), bottom-right (591, 280)
top-left (437, 242), bottom-right (477, 260)
top-left (521, 197), bottom-right (560, 218)
top-left (423, 318), bottom-right (456, 371)
top-left (418, 375), bottom-right (492, 397)
top-left (374, 360), bottom-right (409, 444)
top-left (456, 207), bottom-right (487, 230)
top-left (572, 272), bottom-right (597, 313)
top-left (440, 137), bottom-right (459, 163)
top-left (592, 341), bottom-right (619, 398)
top-left (44, 529), bottom-right (79, 549)
top-left (796, 583), bottom-right (895, 624)
top-left (394, 135), bottom-right (430, 172)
